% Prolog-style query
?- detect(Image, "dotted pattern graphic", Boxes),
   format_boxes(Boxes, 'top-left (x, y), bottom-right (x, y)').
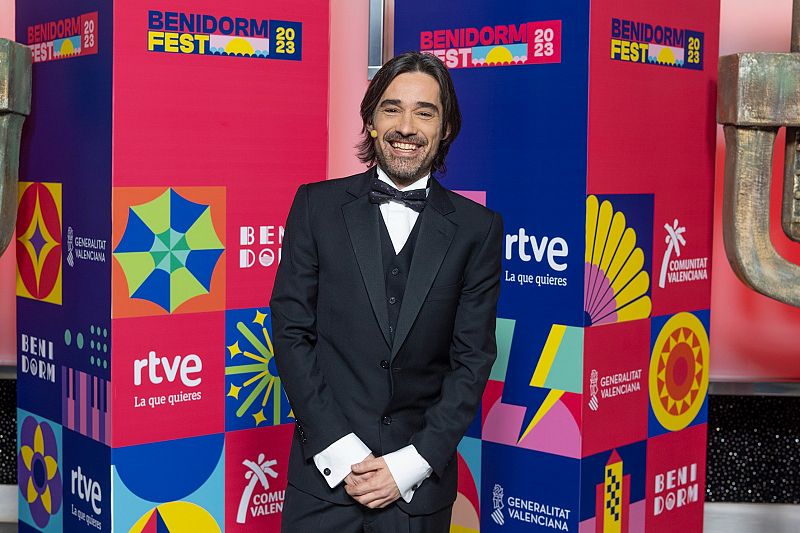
top-left (0, 379), bottom-right (15, 484)
top-left (707, 395), bottom-right (800, 503)
top-left (65, 324), bottom-right (109, 369)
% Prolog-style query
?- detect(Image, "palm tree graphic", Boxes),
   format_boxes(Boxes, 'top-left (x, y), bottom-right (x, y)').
top-left (237, 453), bottom-right (279, 524)
top-left (658, 219), bottom-right (686, 289)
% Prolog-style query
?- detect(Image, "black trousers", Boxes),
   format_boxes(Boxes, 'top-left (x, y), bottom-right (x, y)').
top-left (281, 483), bottom-right (452, 533)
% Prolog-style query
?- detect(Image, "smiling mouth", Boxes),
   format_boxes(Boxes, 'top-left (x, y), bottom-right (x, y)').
top-left (389, 140), bottom-right (423, 154)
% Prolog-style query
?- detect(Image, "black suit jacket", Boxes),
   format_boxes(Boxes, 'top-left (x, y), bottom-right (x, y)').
top-left (270, 167), bottom-right (502, 515)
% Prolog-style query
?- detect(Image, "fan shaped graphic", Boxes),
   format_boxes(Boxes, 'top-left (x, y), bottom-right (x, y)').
top-left (584, 195), bottom-right (651, 326)
top-left (113, 189), bottom-right (224, 313)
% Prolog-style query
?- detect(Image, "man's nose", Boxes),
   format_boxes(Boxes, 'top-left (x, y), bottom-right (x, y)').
top-left (396, 111), bottom-right (416, 136)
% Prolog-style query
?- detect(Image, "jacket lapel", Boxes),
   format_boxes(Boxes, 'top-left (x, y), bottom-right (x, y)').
top-left (391, 178), bottom-right (456, 359)
top-left (342, 169), bottom-right (392, 347)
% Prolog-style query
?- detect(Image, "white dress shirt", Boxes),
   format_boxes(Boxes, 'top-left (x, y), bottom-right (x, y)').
top-left (312, 167), bottom-right (433, 503)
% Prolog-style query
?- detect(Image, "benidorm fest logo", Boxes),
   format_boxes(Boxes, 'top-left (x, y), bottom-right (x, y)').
top-left (26, 12), bottom-right (99, 63)
top-left (610, 17), bottom-right (704, 70)
top-left (147, 10), bottom-right (302, 61)
top-left (420, 20), bottom-right (561, 68)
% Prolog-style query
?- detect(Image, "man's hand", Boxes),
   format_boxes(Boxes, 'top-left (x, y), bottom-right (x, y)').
top-left (344, 453), bottom-right (375, 487)
top-left (344, 456), bottom-right (401, 509)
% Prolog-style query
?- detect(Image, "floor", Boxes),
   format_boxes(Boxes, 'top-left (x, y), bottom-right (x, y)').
top-left (0, 502), bottom-right (798, 531)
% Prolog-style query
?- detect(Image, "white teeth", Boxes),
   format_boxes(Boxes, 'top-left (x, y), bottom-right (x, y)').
top-left (391, 141), bottom-right (418, 151)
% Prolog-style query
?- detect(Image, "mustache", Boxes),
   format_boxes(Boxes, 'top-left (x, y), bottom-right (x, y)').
top-left (383, 133), bottom-right (428, 146)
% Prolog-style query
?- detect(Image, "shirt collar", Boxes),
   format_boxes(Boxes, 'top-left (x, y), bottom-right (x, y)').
top-left (376, 166), bottom-right (430, 194)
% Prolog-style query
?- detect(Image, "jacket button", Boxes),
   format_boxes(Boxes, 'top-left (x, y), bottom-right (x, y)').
top-left (382, 416), bottom-right (392, 425)
top-left (388, 296), bottom-right (397, 305)
top-left (301, 437), bottom-right (308, 443)
top-left (380, 360), bottom-right (389, 369)
top-left (391, 267), bottom-right (399, 275)
top-left (324, 468), bottom-right (331, 476)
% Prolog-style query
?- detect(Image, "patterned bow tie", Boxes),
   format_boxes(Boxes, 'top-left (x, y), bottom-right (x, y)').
top-left (368, 178), bottom-right (428, 212)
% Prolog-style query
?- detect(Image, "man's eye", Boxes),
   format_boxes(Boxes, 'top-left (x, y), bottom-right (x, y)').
top-left (418, 112), bottom-right (433, 118)
top-left (384, 108), bottom-right (400, 114)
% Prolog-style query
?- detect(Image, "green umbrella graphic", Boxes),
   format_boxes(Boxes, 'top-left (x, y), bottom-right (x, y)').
top-left (114, 188), bottom-right (224, 313)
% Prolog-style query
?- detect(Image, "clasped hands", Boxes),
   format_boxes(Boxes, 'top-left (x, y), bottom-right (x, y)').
top-left (344, 453), bottom-right (401, 509)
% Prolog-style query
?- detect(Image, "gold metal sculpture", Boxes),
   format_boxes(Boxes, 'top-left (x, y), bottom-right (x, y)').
top-left (0, 38), bottom-right (32, 257)
top-left (717, 0), bottom-right (800, 307)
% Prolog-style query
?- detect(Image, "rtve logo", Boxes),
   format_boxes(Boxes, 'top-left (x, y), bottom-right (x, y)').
top-left (504, 228), bottom-right (568, 271)
top-left (71, 466), bottom-right (102, 515)
top-left (239, 225), bottom-right (284, 268)
top-left (133, 351), bottom-right (203, 387)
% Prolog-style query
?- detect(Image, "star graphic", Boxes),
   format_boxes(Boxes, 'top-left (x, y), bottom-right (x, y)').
top-left (228, 341), bottom-right (241, 358)
top-left (228, 383), bottom-right (241, 400)
top-left (253, 310), bottom-right (268, 326)
top-left (253, 409), bottom-right (267, 426)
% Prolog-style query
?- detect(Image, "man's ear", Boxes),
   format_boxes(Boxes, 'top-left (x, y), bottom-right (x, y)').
top-left (442, 125), bottom-right (451, 141)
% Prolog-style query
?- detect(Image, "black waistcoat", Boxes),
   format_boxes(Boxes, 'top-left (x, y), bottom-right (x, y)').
top-left (379, 212), bottom-right (422, 342)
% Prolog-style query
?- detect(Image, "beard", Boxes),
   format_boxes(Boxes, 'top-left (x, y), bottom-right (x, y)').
top-left (375, 134), bottom-right (437, 187)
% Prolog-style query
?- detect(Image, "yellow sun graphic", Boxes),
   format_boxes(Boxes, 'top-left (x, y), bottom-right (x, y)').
top-left (224, 38), bottom-right (255, 56)
top-left (649, 312), bottom-right (709, 431)
top-left (486, 46), bottom-right (513, 64)
top-left (59, 40), bottom-right (75, 56)
top-left (657, 47), bottom-right (676, 65)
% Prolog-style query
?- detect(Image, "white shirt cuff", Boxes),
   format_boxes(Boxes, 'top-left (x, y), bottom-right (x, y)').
top-left (382, 445), bottom-right (433, 503)
top-left (313, 433), bottom-right (372, 488)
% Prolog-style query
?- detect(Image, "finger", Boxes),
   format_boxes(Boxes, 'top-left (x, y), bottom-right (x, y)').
top-left (376, 491), bottom-right (401, 509)
top-left (374, 498), bottom-right (393, 509)
top-left (346, 480), bottom-right (379, 497)
top-left (358, 490), bottom-right (388, 508)
top-left (349, 470), bottom-right (375, 483)
top-left (351, 459), bottom-right (380, 474)
top-left (352, 483), bottom-right (389, 504)
top-left (366, 493), bottom-right (394, 509)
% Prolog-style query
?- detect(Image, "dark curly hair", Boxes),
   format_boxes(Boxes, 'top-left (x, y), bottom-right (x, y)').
top-left (357, 51), bottom-right (462, 176)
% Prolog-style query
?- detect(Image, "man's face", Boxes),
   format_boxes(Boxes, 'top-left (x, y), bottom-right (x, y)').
top-left (371, 71), bottom-right (446, 186)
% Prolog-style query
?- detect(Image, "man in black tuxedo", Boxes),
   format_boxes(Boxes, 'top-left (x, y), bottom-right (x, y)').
top-left (272, 51), bottom-right (502, 532)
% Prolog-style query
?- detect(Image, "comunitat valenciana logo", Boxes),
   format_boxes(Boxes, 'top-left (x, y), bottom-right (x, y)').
top-left (237, 453), bottom-right (282, 523)
top-left (657, 219), bottom-right (708, 289)
top-left (419, 20), bottom-right (561, 68)
top-left (146, 10), bottom-right (302, 61)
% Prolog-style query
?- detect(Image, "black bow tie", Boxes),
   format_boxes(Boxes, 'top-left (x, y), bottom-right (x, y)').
top-left (368, 178), bottom-right (428, 212)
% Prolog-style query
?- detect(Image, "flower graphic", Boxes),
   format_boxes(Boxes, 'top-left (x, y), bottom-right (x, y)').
top-left (18, 417), bottom-right (62, 528)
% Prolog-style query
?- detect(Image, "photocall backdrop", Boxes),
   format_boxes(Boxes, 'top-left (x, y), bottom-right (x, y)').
top-left (14, 0), bottom-right (719, 531)
top-left (394, 0), bottom-right (717, 531)
top-left (15, 0), bottom-right (328, 530)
